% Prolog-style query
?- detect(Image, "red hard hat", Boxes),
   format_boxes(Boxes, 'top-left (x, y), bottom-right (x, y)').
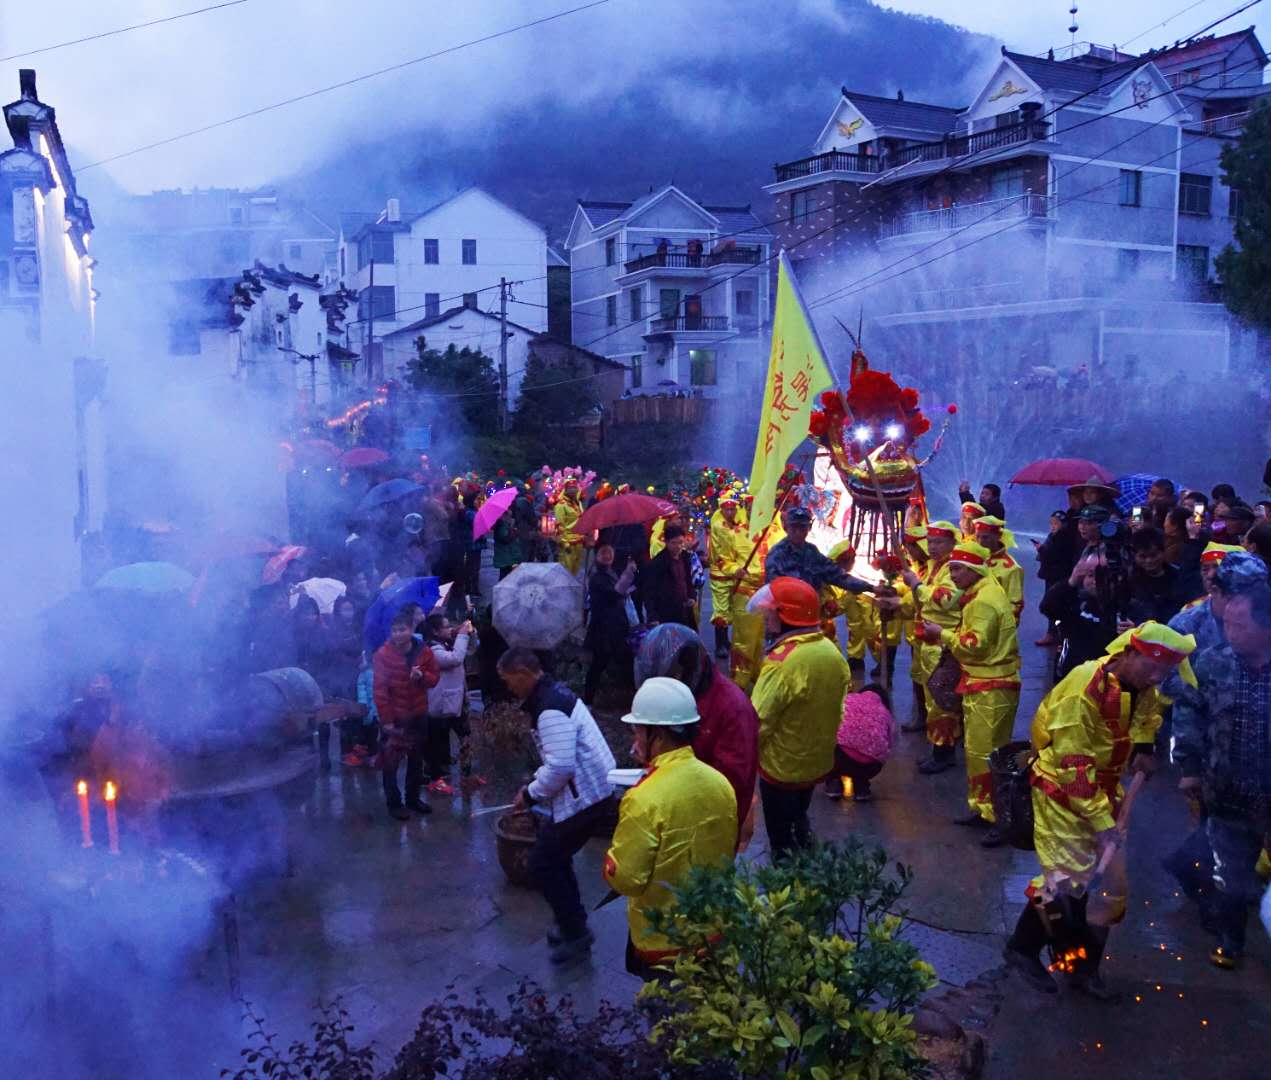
top-left (769, 576), bottom-right (821, 627)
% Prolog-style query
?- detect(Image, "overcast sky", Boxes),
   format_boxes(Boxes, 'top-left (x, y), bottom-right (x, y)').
top-left (0, 0), bottom-right (1254, 193)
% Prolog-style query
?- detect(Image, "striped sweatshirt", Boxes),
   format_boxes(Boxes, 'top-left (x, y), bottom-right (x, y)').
top-left (525, 678), bottom-right (616, 823)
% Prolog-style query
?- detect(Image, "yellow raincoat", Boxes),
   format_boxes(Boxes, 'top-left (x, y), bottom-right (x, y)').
top-left (905, 555), bottom-right (962, 746)
top-left (708, 508), bottom-right (749, 628)
top-left (602, 745), bottom-right (737, 963)
top-left (935, 573), bottom-right (1021, 821)
top-left (730, 520), bottom-right (783, 693)
top-left (553, 494), bottom-right (584, 575)
top-left (985, 549), bottom-right (1025, 624)
top-left (751, 629), bottom-right (851, 786)
top-left (1027, 659), bottom-right (1165, 901)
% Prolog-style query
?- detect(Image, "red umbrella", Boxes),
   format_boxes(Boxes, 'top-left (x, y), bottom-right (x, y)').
top-left (261, 545), bottom-right (309, 585)
top-left (1009, 458), bottom-right (1116, 487)
top-left (285, 438), bottom-right (342, 468)
top-left (576, 492), bottom-right (677, 534)
top-left (339, 446), bottom-right (390, 469)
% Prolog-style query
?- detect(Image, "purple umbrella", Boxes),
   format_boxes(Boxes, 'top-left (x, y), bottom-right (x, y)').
top-left (473, 487), bottom-right (518, 540)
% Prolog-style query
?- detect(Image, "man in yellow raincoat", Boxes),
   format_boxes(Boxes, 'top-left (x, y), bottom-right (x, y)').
top-left (823, 540), bottom-right (873, 678)
top-left (708, 496), bottom-right (748, 660)
top-left (1003, 622), bottom-right (1196, 999)
top-left (917, 539), bottom-right (1020, 846)
top-left (728, 513), bottom-right (783, 694)
top-left (901, 522), bottom-right (962, 770)
top-left (603, 677), bottom-right (737, 978)
top-left (974, 516), bottom-right (1025, 624)
top-left (553, 478), bottom-right (585, 576)
top-left (959, 500), bottom-right (986, 540)
top-left (750, 576), bottom-right (851, 858)
top-left (900, 523), bottom-right (931, 733)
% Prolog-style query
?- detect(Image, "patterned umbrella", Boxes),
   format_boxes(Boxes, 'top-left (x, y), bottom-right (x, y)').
top-left (492, 562), bottom-right (583, 649)
top-left (1114, 473), bottom-right (1166, 515)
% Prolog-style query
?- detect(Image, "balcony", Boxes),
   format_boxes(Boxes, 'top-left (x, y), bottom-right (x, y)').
top-left (773, 149), bottom-right (885, 184)
top-left (645, 315), bottom-right (732, 334)
top-left (879, 193), bottom-right (1055, 239)
top-left (1197, 111), bottom-right (1249, 135)
top-left (622, 246), bottom-right (762, 275)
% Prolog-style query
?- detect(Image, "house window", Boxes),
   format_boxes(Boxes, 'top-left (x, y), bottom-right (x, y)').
top-left (462, 238), bottom-right (477, 264)
top-left (735, 289), bottom-right (754, 316)
top-left (228, 206), bottom-right (244, 225)
top-left (791, 190), bottom-right (816, 224)
top-left (359, 285), bottom-right (396, 321)
top-left (994, 109), bottom-right (1020, 128)
top-left (424, 238), bottom-right (439, 264)
top-left (689, 349), bottom-right (717, 386)
top-left (425, 293), bottom-right (440, 318)
top-left (1228, 187), bottom-right (1243, 220)
top-left (989, 165), bottom-right (1026, 200)
top-left (605, 237), bottom-right (616, 266)
top-left (631, 354), bottom-right (643, 389)
top-left (1179, 173), bottom-right (1212, 215)
top-left (357, 230), bottom-right (394, 268)
top-left (462, 292), bottom-right (478, 309)
top-left (1119, 170), bottom-right (1142, 207)
top-left (1117, 248), bottom-right (1141, 278)
top-left (289, 243), bottom-right (303, 260)
top-left (659, 288), bottom-right (681, 320)
top-left (606, 294), bottom-right (617, 327)
top-left (628, 288), bottom-right (641, 322)
top-left (1177, 244), bottom-right (1210, 283)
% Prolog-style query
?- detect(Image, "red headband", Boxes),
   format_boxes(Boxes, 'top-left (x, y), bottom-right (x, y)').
top-left (927, 526), bottom-right (956, 539)
top-left (950, 550), bottom-right (987, 566)
top-left (1129, 636), bottom-right (1187, 665)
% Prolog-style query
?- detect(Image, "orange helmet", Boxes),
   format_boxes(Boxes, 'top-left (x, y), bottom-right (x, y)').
top-left (768, 576), bottom-right (821, 627)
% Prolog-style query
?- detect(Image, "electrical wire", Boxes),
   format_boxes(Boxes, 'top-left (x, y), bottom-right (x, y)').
top-left (74, 0), bottom-right (616, 172)
top-left (0, 0), bottom-right (252, 63)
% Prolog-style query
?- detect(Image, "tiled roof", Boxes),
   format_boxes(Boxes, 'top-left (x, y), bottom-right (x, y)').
top-left (387, 305), bottom-right (540, 339)
top-left (840, 89), bottom-right (964, 133)
top-left (1004, 51), bottom-right (1125, 95)
top-left (1140, 28), bottom-right (1267, 67)
top-left (577, 197), bottom-right (770, 236)
top-left (577, 200), bottom-right (630, 227)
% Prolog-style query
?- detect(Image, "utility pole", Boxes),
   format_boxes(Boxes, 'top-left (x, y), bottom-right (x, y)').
top-left (498, 276), bottom-right (509, 435)
top-left (366, 258), bottom-right (375, 388)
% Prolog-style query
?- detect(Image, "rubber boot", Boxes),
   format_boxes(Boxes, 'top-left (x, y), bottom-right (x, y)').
top-left (713, 624), bottom-right (730, 660)
top-left (901, 681), bottom-right (927, 733)
top-left (1003, 902), bottom-right (1057, 994)
top-left (1209, 890), bottom-right (1247, 969)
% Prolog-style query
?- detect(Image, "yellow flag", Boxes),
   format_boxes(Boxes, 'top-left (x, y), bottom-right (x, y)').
top-left (746, 251), bottom-right (834, 541)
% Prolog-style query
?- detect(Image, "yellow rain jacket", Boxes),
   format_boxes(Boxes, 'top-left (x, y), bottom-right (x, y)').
top-left (602, 745), bottom-right (738, 963)
top-left (985, 549), bottom-right (1025, 624)
top-left (821, 583), bottom-right (872, 659)
top-left (903, 555), bottom-right (961, 683)
top-left (936, 574), bottom-right (1021, 691)
top-left (752, 629), bottom-right (851, 786)
top-left (1028, 659), bottom-right (1165, 894)
top-left (709, 509), bottom-right (750, 625)
top-left (553, 494), bottom-right (584, 574)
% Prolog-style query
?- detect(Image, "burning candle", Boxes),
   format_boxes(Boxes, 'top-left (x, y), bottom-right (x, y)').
top-left (76, 779), bottom-right (93, 848)
top-left (104, 780), bottom-right (120, 855)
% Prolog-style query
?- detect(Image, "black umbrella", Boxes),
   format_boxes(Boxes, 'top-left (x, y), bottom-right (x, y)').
top-left (357, 478), bottom-right (424, 514)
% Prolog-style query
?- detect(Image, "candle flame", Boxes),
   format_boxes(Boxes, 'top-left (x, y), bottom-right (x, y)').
top-left (76, 779), bottom-right (88, 796)
top-left (104, 781), bottom-right (117, 802)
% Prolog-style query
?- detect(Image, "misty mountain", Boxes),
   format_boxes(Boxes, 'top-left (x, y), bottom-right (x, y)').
top-left (280, 1), bottom-right (997, 240)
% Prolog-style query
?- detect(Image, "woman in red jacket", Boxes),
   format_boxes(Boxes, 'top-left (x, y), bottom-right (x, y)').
top-left (634, 624), bottom-right (759, 836)
top-left (373, 612), bottom-right (440, 820)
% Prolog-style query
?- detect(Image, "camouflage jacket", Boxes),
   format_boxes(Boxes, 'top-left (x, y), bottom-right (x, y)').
top-left (764, 539), bottom-right (871, 594)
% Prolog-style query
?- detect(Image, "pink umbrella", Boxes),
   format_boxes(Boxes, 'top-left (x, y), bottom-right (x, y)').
top-left (339, 446), bottom-right (390, 469)
top-left (261, 545), bottom-right (308, 585)
top-left (1009, 458), bottom-right (1116, 487)
top-left (473, 487), bottom-right (518, 540)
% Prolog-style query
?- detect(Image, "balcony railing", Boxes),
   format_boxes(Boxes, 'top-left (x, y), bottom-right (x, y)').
top-left (773, 149), bottom-right (885, 183)
top-left (773, 117), bottom-right (1051, 184)
top-left (647, 315), bottom-right (731, 333)
top-left (880, 193), bottom-right (1054, 239)
top-left (623, 247), bottom-right (762, 274)
top-left (1198, 111), bottom-right (1249, 134)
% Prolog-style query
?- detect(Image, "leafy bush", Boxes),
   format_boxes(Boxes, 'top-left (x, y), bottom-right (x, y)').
top-left (222, 1000), bottom-right (375, 1080)
top-left (639, 840), bottom-right (937, 1080)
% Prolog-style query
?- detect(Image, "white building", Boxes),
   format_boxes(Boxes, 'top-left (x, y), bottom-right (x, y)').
top-left (564, 184), bottom-right (772, 397)
top-left (337, 187), bottom-right (548, 381)
top-left (0, 69), bottom-right (107, 612)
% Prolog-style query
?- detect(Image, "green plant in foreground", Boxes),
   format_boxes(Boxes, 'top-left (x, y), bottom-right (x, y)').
top-left (639, 840), bottom-right (937, 1080)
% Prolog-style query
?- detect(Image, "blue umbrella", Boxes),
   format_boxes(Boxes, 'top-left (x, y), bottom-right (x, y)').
top-left (357, 478), bottom-right (424, 514)
top-left (95, 561), bottom-right (196, 593)
top-left (362, 576), bottom-right (440, 653)
top-left (1114, 473), bottom-right (1166, 515)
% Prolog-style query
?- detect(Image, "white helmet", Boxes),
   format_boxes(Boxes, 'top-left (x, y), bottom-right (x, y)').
top-left (621, 676), bottom-right (700, 727)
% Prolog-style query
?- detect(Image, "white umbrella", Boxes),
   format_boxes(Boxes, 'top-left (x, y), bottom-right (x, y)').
top-left (492, 562), bottom-right (583, 649)
top-left (293, 577), bottom-right (347, 614)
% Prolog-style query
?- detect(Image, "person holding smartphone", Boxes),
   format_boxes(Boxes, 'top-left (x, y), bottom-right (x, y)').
top-left (583, 543), bottom-right (638, 705)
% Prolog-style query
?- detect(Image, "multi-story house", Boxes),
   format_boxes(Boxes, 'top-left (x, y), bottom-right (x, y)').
top-left (765, 29), bottom-right (1270, 383)
top-left (0, 69), bottom-right (108, 606)
top-left (337, 187), bottom-right (548, 382)
top-left (565, 184), bottom-right (772, 397)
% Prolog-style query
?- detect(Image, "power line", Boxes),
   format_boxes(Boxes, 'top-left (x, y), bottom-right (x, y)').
top-left (1119, 0), bottom-right (1213, 50)
top-left (74, 0), bottom-right (615, 172)
top-left (0, 0), bottom-right (252, 63)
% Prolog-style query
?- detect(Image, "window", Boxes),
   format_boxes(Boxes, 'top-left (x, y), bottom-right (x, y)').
top-left (289, 243), bottom-right (303, 260)
top-left (735, 289), bottom-right (754, 316)
top-left (1228, 187), bottom-right (1244, 220)
top-left (994, 109), bottom-right (1020, 128)
top-left (631, 354), bottom-right (643, 389)
top-left (606, 294), bottom-right (617, 327)
top-left (1117, 248), bottom-right (1141, 278)
top-left (1177, 244), bottom-right (1210, 283)
top-left (605, 237), bottom-right (616, 266)
top-left (425, 292), bottom-right (440, 318)
top-left (659, 288), bottom-right (681, 320)
top-left (791, 190), bottom-right (816, 224)
top-left (628, 288), bottom-right (641, 322)
top-left (1179, 173), bottom-right (1212, 216)
top-left (357, 230), bottom-right (394, 268)
top-left (424, 238), bottom-right (439, 264)
top-left (689, 349), bottom-right (717, 386)
top-left (462, 292), bottom-right (478, 309)
top-left (1119, 169), bottom-right (1142, 207)
top-left (461, 238), bottom-right (477, 264)
top-left (228, 206), bottom-right (244, 225)
top-left (359, 285), bottom-right (396, 321)
top-left (989, 164), bottom-right (1026, 200)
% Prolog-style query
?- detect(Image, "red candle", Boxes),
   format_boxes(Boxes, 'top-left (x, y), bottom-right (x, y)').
top-left (103, 781), bottom-right (120, 856)
top-left (76, 780), bottom-right (93, 848)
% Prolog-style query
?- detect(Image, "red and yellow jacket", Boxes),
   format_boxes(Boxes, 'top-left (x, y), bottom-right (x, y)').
top-left (986, 549), bottom-right (1024, 624)
top-left (935, 574), bottom-right (1020, 691)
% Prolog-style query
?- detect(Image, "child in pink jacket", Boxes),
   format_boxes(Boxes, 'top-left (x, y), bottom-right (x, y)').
top-left (825, 684), bottom-right (895, 803)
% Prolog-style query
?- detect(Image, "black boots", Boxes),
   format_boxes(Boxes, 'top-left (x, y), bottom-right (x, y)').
top-left (713, 624), bottom-right (730, 659)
